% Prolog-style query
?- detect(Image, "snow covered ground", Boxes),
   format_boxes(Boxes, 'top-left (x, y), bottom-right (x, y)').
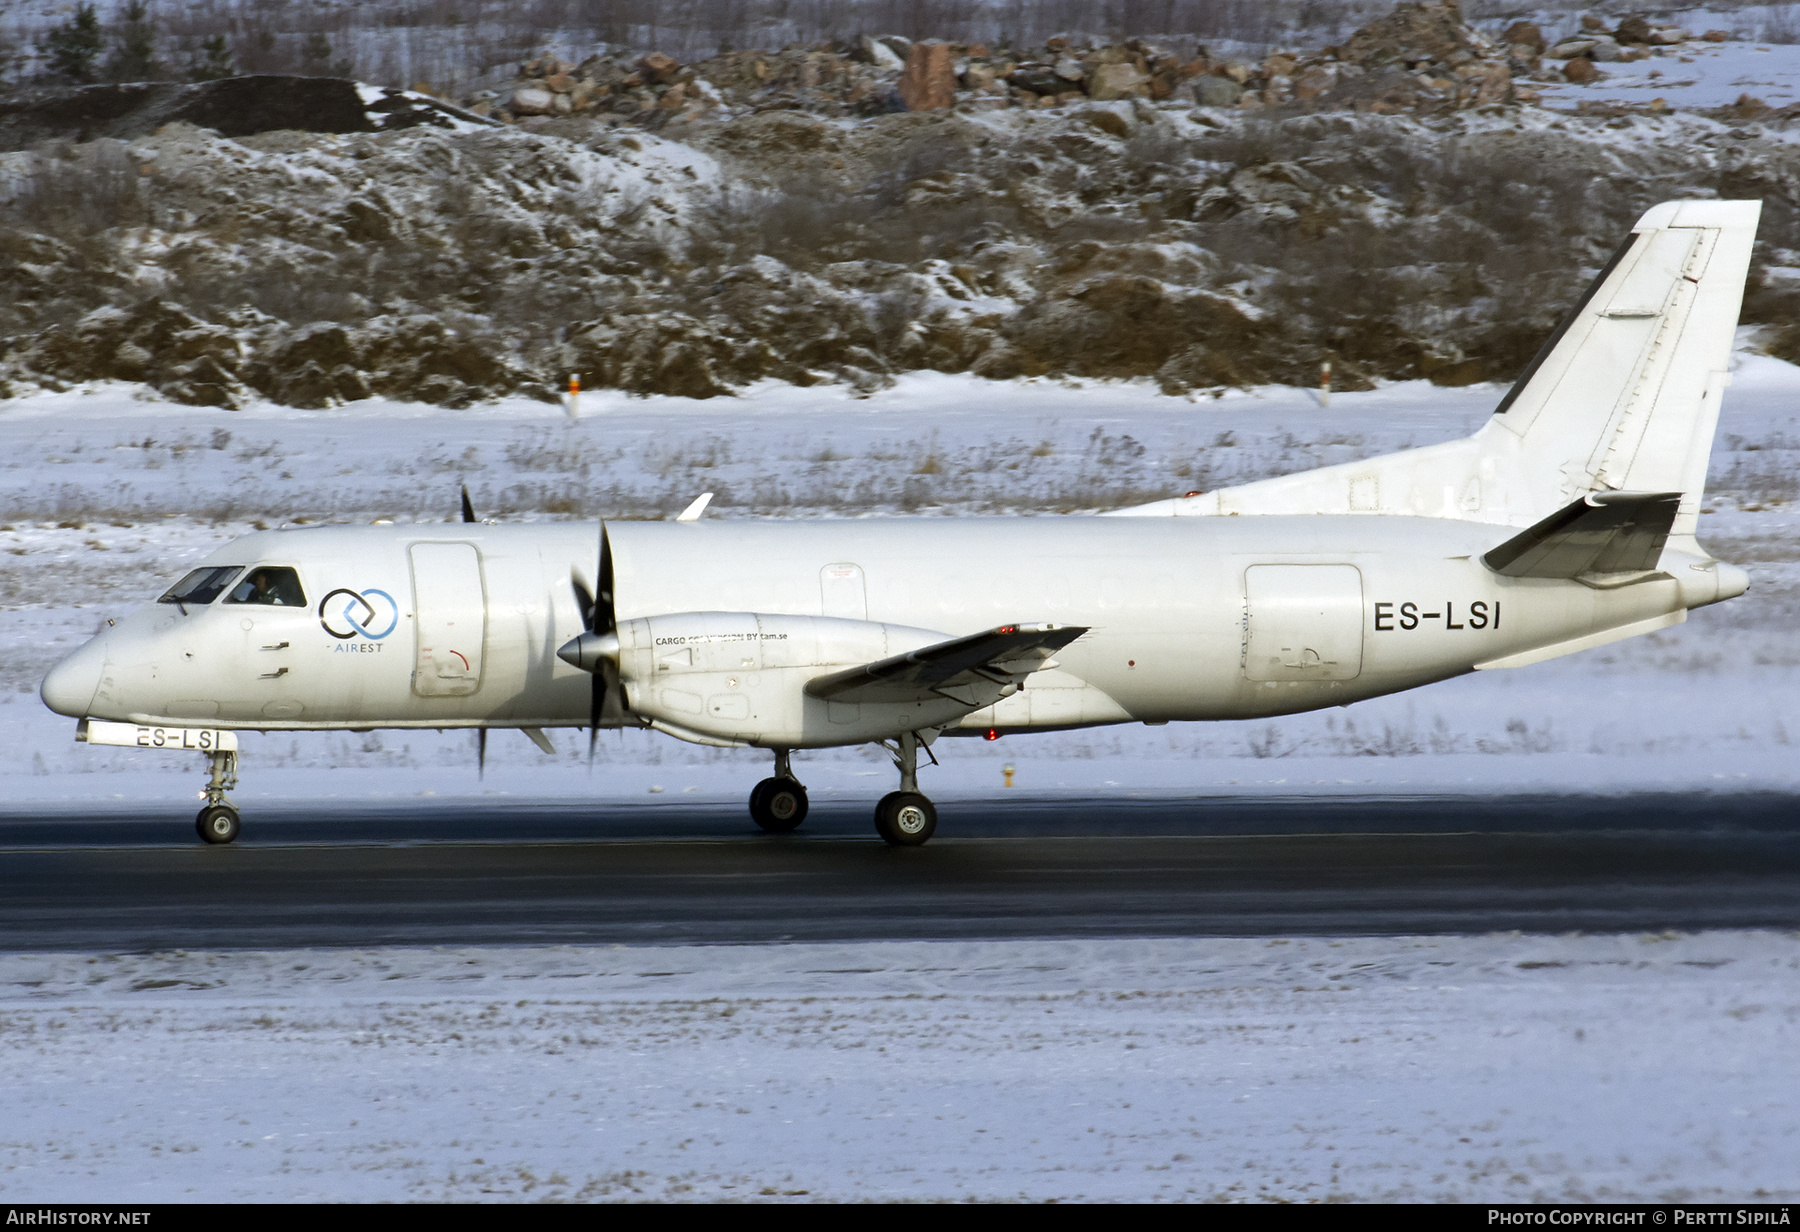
top-left (1537, 30), bottom-right (1800, 112)
top-left (3, 347), bottom-right (1799, 811)
top-left (1, 931), bottom-right (1796, 1202)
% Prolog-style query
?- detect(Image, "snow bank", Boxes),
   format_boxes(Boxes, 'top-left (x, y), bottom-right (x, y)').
top-left (2, 931), bottom-right (1795, 1201)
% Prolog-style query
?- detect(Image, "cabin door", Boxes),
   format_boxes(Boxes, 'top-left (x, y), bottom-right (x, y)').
top-left (410, 542), bottom-right (487, 697)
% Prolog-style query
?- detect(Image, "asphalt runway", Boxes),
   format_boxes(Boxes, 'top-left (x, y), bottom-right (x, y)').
top-left (3, 792), bottom-right (1800, 950)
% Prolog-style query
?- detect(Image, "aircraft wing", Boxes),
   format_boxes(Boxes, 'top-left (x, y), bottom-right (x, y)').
top-left (804, 623), bottom-right (1087, 707)
top-left (1482, 490), bottom-right (1681, 583)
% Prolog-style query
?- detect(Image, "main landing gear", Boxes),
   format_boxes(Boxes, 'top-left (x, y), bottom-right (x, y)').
top-left (743, 736), bottom-right (939, 846)
top-left (874, 730), bottom-right (936, 848)
top-left (748, 749), bottom-right (809, 833)
top-left (195, 749), bottom-right (241, 844)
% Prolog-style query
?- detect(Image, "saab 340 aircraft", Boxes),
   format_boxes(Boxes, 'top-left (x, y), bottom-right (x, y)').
top-left (41, 200), bottom-right (1761, 847)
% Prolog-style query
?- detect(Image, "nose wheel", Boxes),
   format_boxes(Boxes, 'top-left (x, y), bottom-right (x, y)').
top-left (196, 804), bottom-right (241, 844)
top-left (195, 749), bottom-right (241, 845)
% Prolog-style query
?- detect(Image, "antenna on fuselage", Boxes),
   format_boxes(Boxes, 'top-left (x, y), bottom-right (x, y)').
top-left (460, 485), bottom-right (477, 524)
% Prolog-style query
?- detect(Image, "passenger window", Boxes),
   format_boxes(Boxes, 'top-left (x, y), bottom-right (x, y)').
top-left (159, 566), bottom-right (242, 606)
top-left (224, 566), bottom-right (307, 607)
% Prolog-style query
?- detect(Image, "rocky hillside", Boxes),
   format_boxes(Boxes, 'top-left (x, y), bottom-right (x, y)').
top-left (1, 0), bottom-right (1796, 408)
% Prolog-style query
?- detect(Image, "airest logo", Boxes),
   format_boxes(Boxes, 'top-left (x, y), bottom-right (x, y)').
top-left (319, 588), bottom-right (400, 640)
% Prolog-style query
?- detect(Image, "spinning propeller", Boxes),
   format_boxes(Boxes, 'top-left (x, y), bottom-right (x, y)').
top-left (560, 529), bottom-right (623, 760)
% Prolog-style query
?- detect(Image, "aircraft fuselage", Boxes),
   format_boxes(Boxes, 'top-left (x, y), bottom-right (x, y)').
top-left (42, 516), bottom-right (1738, 746)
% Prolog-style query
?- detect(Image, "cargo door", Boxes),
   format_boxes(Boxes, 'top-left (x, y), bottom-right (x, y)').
top-left (410, 542), bottom-right (487, 697)
top-left (1244, 564), bottom-right (1363, 681)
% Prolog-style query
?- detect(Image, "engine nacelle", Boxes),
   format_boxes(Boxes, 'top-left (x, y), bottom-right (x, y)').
top-left (611, 611), bottom-right (989, 748)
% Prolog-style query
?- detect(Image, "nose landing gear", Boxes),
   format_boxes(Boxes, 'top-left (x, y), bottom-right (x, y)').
top-left (195, 749), bottom-right (241, 845)
top-left (748, 748), bottom-right (808, 833)
top-left (874, 731), bottom-right (937, 847)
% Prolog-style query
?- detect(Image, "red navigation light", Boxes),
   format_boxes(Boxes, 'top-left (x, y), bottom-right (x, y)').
top-left (984, 728), bottom-right (1000, 741)
top-left (998, 624), bottom-right (1016, 634)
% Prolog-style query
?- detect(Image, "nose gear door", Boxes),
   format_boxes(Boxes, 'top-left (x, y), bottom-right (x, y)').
top-left (409, 542), bottom-right (487, 697)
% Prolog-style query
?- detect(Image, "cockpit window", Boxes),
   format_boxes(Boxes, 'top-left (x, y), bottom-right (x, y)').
top-left (224, 566), bottom-right (307, 607)
top-left (159, 566), bottom-right (242, 606)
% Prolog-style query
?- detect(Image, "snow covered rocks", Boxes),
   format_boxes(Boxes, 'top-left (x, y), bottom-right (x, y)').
top-left (0, 76), bottom-right (494, 152)
top-left (1543, 11), bottom-right (1692, 88)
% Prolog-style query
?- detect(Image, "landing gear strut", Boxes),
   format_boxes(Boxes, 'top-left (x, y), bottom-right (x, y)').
top-left (874, 730), bottom-right (936, 847)
top-left (195, 749), bottom-right (240, 845)
top-left (748, 748), bottom-right (808, 833)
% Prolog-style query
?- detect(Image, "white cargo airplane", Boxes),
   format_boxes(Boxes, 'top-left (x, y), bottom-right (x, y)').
top-left (41, 200), bottom-right (1761, 847)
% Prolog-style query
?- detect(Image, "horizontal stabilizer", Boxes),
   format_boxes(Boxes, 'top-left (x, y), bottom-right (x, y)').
top-left (1482, 491), bottom-right (1681, 581)
top-left (805, 623), bottom-right (1086, 707)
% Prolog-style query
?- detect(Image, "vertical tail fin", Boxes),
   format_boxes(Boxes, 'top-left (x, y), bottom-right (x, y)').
top-left (1112, 200), bottom-right (1763, 534)
top-left (1491, 199), bottom-right (1762, 536)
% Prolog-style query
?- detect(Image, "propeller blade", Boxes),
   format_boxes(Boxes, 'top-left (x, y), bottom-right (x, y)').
top-left (589, 673), bottom-right (602, 763)
top-left (476, 727), bottom-right (486, 779)
top-left (597, 530), bottom-right (615, 635)
top-left (571, 577), bottom-right (595, 632)
top-left (591, 527), bottom-right (615, 763)
top-left (460, 485), bottom-right (477, 524)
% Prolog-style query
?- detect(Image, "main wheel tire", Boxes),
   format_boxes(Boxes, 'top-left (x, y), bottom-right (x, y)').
top-left (749, 777), bottom-right (808, 833)
top-left (874, 791), bottom-right (936, 847)
top-left (196, 804), bottom-right (241, 845)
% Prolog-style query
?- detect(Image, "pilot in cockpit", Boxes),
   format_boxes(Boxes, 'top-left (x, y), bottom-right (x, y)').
top-left (226, 567), bottom-right (305, 607)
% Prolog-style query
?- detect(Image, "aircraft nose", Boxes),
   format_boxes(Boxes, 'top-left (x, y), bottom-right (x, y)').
top-left (40, 636), bottom-right (106, 718)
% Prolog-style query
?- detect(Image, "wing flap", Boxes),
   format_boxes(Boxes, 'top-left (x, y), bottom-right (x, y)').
top-left (1482, 490), bottom-right (1681, 581)
top-left (804, 623), bottom-right (1088, 706)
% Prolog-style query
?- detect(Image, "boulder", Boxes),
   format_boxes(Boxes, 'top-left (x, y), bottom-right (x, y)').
top-left (1472, 64), bottom-right (1511, 105)
top-left (509, 87), bottom-right (555, 115)
top-left (1293, 64), bottom-right (1338, 101)
top-left (1193, 75), bottom-right (1244, 107)
top-left (638, 52), bottom-right (681, 83)
top-left (898, 42), bottom-right (956, 110)
top-left (1501, 21), bottom-right (1546, 53)
top-left (1588, 38), bottom-right (1623, 62)
top-left (1086, 108), bottom-right (1131, 137)
top-left (274, 323), bottom-right (359, 372)
top-left (963, 64), bottom-right (1000, 92)
top-left (861, 36), bottom-right (904, 71)
top-left (1008, 65), bottom-right (1065, 95)
top-left (1615, 15), bottom-right (1653, 44)
top-left (1087, 62), bottom-right (1151, 100)
top-left (1562, 57), bottom-right (1600, 84)
top-left (1549, 40), bottom-right (1598, 59)
top-left (1703, 30), bottom-right (1729, 42)
top-left (1650, 28), bottom-right (1688, 45)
